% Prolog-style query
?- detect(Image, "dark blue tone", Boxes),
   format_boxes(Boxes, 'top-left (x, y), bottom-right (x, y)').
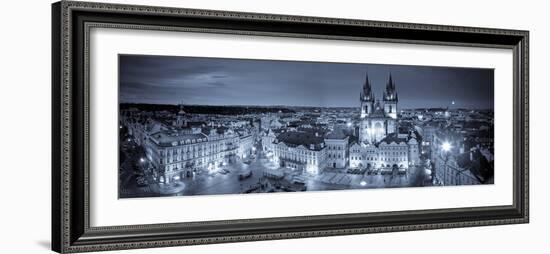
top-left (119, 55), bottom-right (494, 109)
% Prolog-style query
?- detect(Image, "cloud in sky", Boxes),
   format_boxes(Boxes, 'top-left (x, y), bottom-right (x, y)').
top-left (119, 54), bottom-right (494, 109)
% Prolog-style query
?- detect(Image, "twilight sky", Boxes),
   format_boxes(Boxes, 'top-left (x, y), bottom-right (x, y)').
top-left (119, 54), bottom-right (494, 109)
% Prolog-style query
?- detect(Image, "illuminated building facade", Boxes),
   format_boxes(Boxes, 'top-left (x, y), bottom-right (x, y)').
top-left (261, 128), bottom-right (278, 153)
top-left (325, 129), bottom-right (349, 168)
top-left (269, 73), bottom-right (421, 173)
top-left (352, 73), bottom-right (421, 171)
top-left (359, 74), bottom-right (398, 144)
top-left (237, 132), bottom-right (254, 159)
top-left (145, 128), bottom-right (240, 183)
top-left (272, 130), bottom-right (326, 174)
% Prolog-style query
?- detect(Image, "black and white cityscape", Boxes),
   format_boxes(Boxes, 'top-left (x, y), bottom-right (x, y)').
top-left (118, 55), bottom-right (495, 198)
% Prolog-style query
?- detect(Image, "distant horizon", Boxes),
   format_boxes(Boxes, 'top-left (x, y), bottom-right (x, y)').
top-left (119, 102), bottom-right (494, 111)
top-left (120, 55), bottom-right (494, 109)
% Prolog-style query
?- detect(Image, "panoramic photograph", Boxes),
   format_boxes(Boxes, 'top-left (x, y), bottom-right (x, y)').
top-left (118, 54), bottom-right (495, 198)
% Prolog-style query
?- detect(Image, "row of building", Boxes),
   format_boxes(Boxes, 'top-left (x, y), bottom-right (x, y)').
top-left (261, 73), bottom-right (422, 175)
top-left (121, 72), bottom-right (494, 186)
top-left (122, 107), bottom-right (256, 183)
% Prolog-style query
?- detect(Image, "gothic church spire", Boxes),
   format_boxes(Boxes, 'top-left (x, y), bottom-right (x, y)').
top-left (361, 71), bottom-right (375, 102)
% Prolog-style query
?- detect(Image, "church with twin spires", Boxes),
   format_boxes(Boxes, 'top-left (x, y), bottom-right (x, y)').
top-left (349, 72), bottom-right (421, 171)
top-left (359, 73), bottom-right (399, 145)
top-left (263, 71), bottom-right (420, 173)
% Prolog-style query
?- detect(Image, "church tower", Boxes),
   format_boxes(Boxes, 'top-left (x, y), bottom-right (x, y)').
top-left (175, 102), bottom-right (187, 127)
top-left (383, 73), bottom-right (398, 119)
top-left (360, 72), bottom-right (375, 119)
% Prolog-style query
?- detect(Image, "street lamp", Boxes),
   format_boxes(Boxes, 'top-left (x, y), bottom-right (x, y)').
top-left (441, 141), bottom-right (452, 152)
top-left (437, 141), bottom-right (452, 186)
